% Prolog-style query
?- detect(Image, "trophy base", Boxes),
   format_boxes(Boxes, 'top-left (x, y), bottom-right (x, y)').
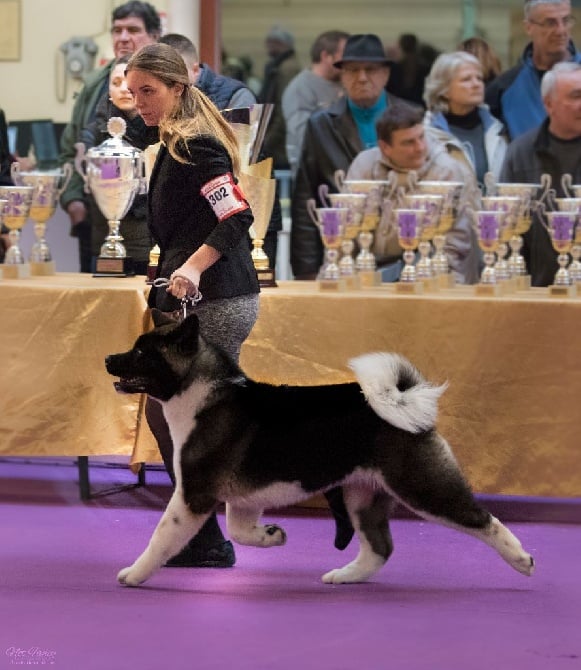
top-left (93, 256), bottom-right (135, 278)
top-left (318, 277), bottom-right (348, 291)
top-left (436, 273), bottom-right (455, 289)
top-left (420, 276), bottom-right (439, 292)
top-left (2, 263), bottom-right (31, 279)
top-left (358, 270), bottom-right (382, 287)
top-left (395, 281), bottom-right (424, 294)
top-left (342, 274), bottom-right (361, 290)
top-left (256, 267), bottom-right (277, 288)
top-left (515, 275), bottom-right (531, 291)
top-left (30, 260), bottom-right (56, 276)
top-left (146, 264), bottom-right (158, 283)
top-left (549, 284), bottom-right (577, 298)
top-left (474, 283), bottom-right (504, 297)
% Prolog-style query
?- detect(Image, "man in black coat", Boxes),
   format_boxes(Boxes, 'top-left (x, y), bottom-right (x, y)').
top-left (290, 34), bottom-right (401, 279)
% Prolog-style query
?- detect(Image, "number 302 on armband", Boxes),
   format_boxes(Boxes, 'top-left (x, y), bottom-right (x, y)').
top-left (200, 173), bottom-right (249, 222)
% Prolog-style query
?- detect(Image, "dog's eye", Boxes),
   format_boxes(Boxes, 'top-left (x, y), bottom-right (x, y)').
top-left (134, 348), bottom-right (144, 357)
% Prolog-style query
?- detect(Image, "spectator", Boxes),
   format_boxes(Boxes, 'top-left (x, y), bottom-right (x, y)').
top-left (290, 33), bottom-right (401, 279)
top-left (346, 102), bottom-right (480, 284)
top-left (282, 30), bottom-right (350, 177)
top-left (58, 1), bottom-right (161, 272)
top-left (459, 36), bottom-right (502, 85)
top-left (424, 51), bottom-right (508, 185)
top-left (485, 0), bottom-right (581, 140)
top-left (386, 33), bottom-right (431, 106)
top-left (499, 61), bottom-right (581, 286)
top-left (258, 26), bottom-right (301, 169)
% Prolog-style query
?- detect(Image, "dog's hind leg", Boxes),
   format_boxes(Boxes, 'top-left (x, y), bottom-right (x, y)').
top-left (322, 489), bottom-right (394, 584)
top-left (387, 434), bottom-right (534, 577)
top-left (117, 491), bottom-right (214, 587)
top-left (226, 504), bottom-right (287, 547)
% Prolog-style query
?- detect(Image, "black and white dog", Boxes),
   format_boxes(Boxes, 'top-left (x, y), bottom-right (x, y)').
top-left (105, 310), bottom-right (534, 587)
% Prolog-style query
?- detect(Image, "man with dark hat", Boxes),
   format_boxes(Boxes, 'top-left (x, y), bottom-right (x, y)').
top-left (290, 33), bottom-right (405, 279)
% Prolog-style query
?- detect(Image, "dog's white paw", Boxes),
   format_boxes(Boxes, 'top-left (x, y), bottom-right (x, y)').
top-left (322, 555), bottom-right (385, 584)
top-left (263, 524), bottom-right (287, 547)
top-left (117, 566), bottom-right (145, 587)
top-left (511, 552), bottom-right (535, 577)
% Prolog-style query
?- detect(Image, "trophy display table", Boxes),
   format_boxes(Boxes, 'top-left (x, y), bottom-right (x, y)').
top-left (1, 275), bottom-right (580, 502)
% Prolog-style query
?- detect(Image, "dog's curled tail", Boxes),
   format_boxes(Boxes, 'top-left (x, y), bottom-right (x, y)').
top-left (349, 352), bottom-right (448, 433)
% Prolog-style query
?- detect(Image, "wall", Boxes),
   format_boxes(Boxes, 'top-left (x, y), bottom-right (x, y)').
top-left (2, 0), bottom-right (580, 125)
top-left (221, 0), bottom-right (528, 84)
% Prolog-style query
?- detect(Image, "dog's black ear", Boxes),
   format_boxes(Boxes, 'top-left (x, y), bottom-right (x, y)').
top-left (177, 312), bottom-right (200, 346)
top-left (151, 308), bottom-right (176, 329)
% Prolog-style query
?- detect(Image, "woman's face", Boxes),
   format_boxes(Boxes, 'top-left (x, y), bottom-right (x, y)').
top-left (126, 70), bottom-right (183, 126)
top-left (109, 63), bottom-right (136, 116)
top-left (446, 63), bottom-right (484, 115)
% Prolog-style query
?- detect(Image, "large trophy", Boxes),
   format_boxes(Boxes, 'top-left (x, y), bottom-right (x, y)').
top-left (11, 164), bottom-right (72, 275)
top-left (75, 117), bottom-right (145, 276)
top-left (0, 185), bottom-right (34, 278)
top-left (222, 105), bottom-right (277, 287)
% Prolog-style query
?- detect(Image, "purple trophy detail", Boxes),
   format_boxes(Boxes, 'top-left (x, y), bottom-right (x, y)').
top-left (478, 212), bottom-right (499, 243)
top-left (398, 211), bottom-right (419, 239)
top-left (551, 213), bottom-right (575, 241)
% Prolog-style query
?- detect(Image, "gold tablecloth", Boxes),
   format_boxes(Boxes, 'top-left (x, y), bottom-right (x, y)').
top-left (1, 274), bottom-right (580, 497)
top-left (0, 273), bottom-right (151, 458)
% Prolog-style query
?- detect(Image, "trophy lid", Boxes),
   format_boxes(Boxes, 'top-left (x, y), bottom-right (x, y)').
top-left (86, 117), bottom-right (143, 160)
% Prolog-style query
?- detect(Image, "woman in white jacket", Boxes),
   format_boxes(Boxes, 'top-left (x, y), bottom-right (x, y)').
top-left (423, 51), bottom-right (508, 185)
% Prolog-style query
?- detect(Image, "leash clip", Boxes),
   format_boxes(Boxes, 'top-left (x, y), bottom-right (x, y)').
top-left (150, 276), bottom-right (203, 321)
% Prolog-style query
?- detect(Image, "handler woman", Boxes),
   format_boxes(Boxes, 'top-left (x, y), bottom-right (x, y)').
top-left (126, 43), bottom-right (260, 568)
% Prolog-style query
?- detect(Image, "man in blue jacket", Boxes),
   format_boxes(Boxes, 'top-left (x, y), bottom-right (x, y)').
top-left (486, 0), bottom-right (581, 140)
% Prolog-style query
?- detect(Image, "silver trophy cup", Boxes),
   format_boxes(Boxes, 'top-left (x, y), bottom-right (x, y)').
top-left (75, 117), bottom-right (145, 276)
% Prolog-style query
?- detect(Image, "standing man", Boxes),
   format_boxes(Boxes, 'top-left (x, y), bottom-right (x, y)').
top-left (258, 26), bottom-right (301, 170)
top-left (290, 33), bottom-right (399, 280)
top-left (499, 62), bottom-right (581, 286)
top-left (59, 1), bottom-right (161, 272)
top-left (282, 30), bottom-right (350, 177)
top-left (486, 0), bottom-right (581, 140)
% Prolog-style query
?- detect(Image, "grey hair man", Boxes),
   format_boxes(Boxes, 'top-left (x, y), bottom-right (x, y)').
top-left (282, 30), bottom-right (350, 176)
top-left (485, 0), bottom-right (581, 140)
top-left (499, 61), bottom-right (581, 286)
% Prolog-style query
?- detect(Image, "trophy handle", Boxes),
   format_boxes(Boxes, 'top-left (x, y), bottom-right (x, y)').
top-left (483, 172), bottom-right (497, 197)
top-left (385, 170), bottom-right (399, 199)
top-left (406, 170), bottom-right (418, 192)
top-left (306, 198), bottom-right (319, 226)
top-left (139, 158), bottom-right (148, 195)
top-left (318, 183), bottom-right (330, 207)
top-left (562, 173), bottom-right (573, 198)
top-left (57, 163), bottom-right (73, 197)
top-left (74, 142), bottom-right (89, 194)
top-left (334, 169), bottom-right (346, 193)
top-left (538, 173), bottom-right (552, 204)
top-left (10, 161), bottom-right (21, 184)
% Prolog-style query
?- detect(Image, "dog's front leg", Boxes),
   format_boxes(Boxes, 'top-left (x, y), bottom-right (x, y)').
top-left (226, 504), bottom-right (287, 548)
top-left (117, 491), bottom-right (212, 587)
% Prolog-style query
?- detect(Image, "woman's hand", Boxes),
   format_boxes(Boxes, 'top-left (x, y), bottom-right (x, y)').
top-left (168, 263), bottom-right (201, 299)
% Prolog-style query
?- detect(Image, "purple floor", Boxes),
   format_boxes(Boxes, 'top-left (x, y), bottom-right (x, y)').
top-left (1, 459), bottom-right (580, 670)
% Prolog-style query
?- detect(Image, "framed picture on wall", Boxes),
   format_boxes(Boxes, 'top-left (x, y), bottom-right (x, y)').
top-left (0, 0), bottom-right (21, 61)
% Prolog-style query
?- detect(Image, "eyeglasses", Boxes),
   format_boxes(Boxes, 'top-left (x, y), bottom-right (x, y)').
top-left (528, 15), bottom-right (576, 30)
top-left (341, 64), bottom-right (387, 76)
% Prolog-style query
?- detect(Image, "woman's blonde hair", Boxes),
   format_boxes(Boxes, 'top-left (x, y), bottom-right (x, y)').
top-left (126, 43), bottom-right (241, 174)
top-left (423, 50), bottom-right (483, 113)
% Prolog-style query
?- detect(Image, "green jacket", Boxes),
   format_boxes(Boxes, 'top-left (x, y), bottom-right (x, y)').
top-left (58, 62), bottom-right (113, 210)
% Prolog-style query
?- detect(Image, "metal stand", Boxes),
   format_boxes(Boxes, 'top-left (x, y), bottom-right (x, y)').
top-left (76, 456), bottom-right (146, 500)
